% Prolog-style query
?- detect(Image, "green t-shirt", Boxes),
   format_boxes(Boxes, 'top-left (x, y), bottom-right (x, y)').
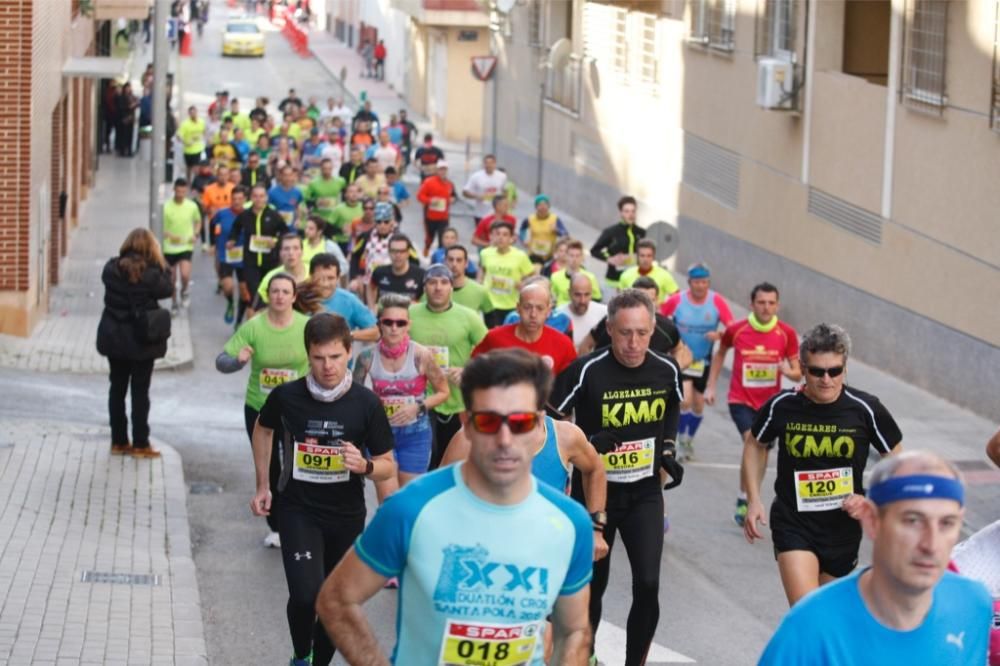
top-left (551, 268), bottom-right (602, 307)
top-left (228, 112), bottom-right (251, 133)
top-left (256, 264), bottom-right (311, 304)
top-left (479, 246), bottom-right (534, 311)
top-left (223, 311), bottom-right (310, 411)
top-left (408, 302), bottom-right (488, 415)
top-left (618, 265), bottom-right (680, 304)
top-left (178, 118), bottom-right (206, 155)
top-left (305, 176), bottom-right (347, 224)
top-left (329, 202), bottom-right (363, 243)
top-left (451, 279), bottom-right (494, 314)
top-left (162, 198), bottom-right (201, 254)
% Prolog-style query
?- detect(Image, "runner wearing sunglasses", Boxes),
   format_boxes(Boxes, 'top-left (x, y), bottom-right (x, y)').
top-left (317, 349), bottom-right (594, 664)
top-left (703, 282), bottom-right (801, 526)
top-left (742, 323), bottom-right (903, 607)
top-left (548, 289), bottom-right (684, 666)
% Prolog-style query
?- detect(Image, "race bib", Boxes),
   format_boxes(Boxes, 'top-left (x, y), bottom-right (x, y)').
top-left (279, 210), bottom-right (295, 225)
top-left (795, 467), bottom-right (854, 512)
top-left (601, 438), bottom-right (656, 483)
top-left (382, 395), bottom-right (416, 419)
top-left (438, 620), bottom-right (540, 666)
top-left (529, 238), bottom-right (554, 257)
top-left (316, 197), bottom-right (335, 210)
top-left (683, 359), bottom-right (706, 379)
top-left (249, 234), bottom-right (276, 254)
top-left (481, 187), bottom-right (497, 201)
top-left (292, 440), bottom-right (349, 484)
top-left (428, 345), bottom-right (449, 369)
top-left (489, 274), bottom-right (515, 296)
top-left (259, 368), bottom-right (296, 394)
top-left (429, 197), bottom-right (448, 212)
top-left (743, 362), bottom-right (778, 388)
top-left (225, 246), bottom-right (244, 264)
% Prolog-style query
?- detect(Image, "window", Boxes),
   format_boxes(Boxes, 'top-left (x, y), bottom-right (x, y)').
top-left (635, 12), bottom-right (660, 85)
top-left (842, 0), bottom-right (890, 86)
top-left (528, 0), bottom-right (544, 47)
top-left (901, 0), bottom-right (948, 113)
top-left (546, 55), bottom-right (583, 115)
top-left (755, 0), bottom-right (796, 60)
top-left (582, 2), bottom-right (660, 94)
top-left (989, 3), bottom-right (999, 130)
top-left (689, 0), bottom-right (736, 52)
top-left (583, 2), bottom-right (627, 75)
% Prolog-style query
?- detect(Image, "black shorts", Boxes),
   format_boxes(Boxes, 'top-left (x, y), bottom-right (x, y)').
top-left (218, 263), bottom-right (238, 278)
top-left (728, 403), bottom-right (757, 436)
top-left (164, 251), bottom-right (193, 266)
top-left (770, 498), bottom-right (860, 578)
top-left (683, 360), bottom-right (711, 393)
top-left (183, 152), bottom-right (203, 167)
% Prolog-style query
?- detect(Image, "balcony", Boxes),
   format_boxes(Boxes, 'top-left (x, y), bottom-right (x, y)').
top-left (93, 0), bottom-right (151, 21)
top-left (389, 0), bottom-right (488, 27)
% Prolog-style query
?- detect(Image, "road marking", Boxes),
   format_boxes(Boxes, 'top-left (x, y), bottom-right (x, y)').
top-left (684, 461), bottom-right (776, 472)
top-left (596, 621), bottom-right (696, 663)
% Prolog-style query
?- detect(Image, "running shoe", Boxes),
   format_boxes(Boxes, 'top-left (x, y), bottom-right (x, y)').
top-left (171, 303), bottom-right (180, 317)
top-left (264, 531), bottom-right (281, 549)
top-left (677, 434), bottom-right (693, 462)
top-left (201, 242), bottom-right (211, 253)
top-left (734, 498), bottom-right (748, 527)
top-left (224, 300), bottom-right (235, 324)
top-left (181, 291), bottom-right (191, 309)
top-left (288, 652), bottom-right (312, 665)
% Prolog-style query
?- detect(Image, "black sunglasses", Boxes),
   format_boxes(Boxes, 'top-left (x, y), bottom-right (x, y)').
top-left (380, 318), bottom-right (408, 328)
top-left (468, 411), bottom-right (540, 435)
top-left (806, 365), bottom-right (845, 378)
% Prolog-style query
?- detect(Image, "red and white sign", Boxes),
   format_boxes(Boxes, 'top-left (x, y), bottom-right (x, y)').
top-left (471, 55), bottom-right (498, 81)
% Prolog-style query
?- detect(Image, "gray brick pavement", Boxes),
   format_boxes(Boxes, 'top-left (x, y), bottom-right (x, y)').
top-left (0, 420), bottom-right (206, 664)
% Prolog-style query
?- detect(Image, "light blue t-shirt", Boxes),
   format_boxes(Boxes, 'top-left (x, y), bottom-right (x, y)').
top-left (672, 289), bottom-right (724, 361)
top-left (759, 569), bottom-right (993, 665)
top-left (321, 288), bottom-right (376, 331)
top-left (356, 463), bottom-right (593, 665)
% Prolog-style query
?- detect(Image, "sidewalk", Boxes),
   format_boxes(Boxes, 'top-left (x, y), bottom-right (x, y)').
top-left (0, 155), bottom-right (194, 374)
top-left (0, 418), bottom-right (206, 664)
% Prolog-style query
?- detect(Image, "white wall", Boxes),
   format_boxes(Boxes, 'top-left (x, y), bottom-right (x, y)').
top-left (359, 0), bottom-right (412, 95)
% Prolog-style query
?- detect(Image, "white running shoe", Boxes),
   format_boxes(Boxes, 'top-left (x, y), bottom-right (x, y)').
top-left (263, 531), bottom-right (281, 549)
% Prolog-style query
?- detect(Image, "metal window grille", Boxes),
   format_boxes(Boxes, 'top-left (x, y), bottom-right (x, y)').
top-left (583, 2), bottom-right (628, 76)
top-left (754, 0), bottom-right (796, 59)
top-left (528, 0), bottom-right (543, 48)
top-left (545, 54), bottom-right (583, 114)
top-left (901, 0), bottom-right (948, 113)
top-left (690, 0), bottom-right (736, 51)
top-left (990, 1), bottom-right (1000, 130)
top-left (636, 12), bottom-right (659, 86)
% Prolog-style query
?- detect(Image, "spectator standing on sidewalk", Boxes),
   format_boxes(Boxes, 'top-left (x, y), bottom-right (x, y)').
top-left (361, 40), bottom-right (375, 79)
top-left (373, 40), bottom-right (387, 81)
top-left (97, 228), bottom-right (174, 459)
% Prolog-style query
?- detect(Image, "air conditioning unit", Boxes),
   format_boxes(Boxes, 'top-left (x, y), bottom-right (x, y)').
top-left (756, 57), bottom-right (795, 110)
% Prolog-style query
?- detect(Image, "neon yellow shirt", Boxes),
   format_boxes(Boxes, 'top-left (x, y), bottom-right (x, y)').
top-left (162, 198), bottom-right (201, 254)
top-left (551, 268), bottom-right (602, 307)
top-left (618, 265), bottom-right (679, 304)
top-left (178, 118), bottom-right (206, 155)
top-left (480, 246), bottom-right (534, 311)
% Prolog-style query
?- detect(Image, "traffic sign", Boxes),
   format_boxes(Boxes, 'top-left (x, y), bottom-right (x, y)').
top-left (471, 55), bottom-right (498, 81)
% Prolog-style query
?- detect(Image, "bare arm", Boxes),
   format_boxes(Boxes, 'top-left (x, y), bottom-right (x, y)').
top-left (741, 432), bottom-right (770, 543)
top-left (703, 340), bottom-right (731, 406)
top-left (249, 421), bottom-right (274, 516)
top-left (316, 548), bottom-right (391, 666)
top-left (576, 333), bottom-right (596, 356)
top-left (351, 325), bottom-right (381, 343)
top-left (560, 423), bottom-right (609, 561)
top-left (671, 340), bottom-right (692, 370)
top-left (419, 347), bottom-right (450, 411)
top-left (439, 427), bottom-right (470, 467)
top-left (366, 282), bottom-right (378, 311)
top-left (548, 587), bottom-right (592, 664)
top-left (781, 356), bottom-right (802, 382)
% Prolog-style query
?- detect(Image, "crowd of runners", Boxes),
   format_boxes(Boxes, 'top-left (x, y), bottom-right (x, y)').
top-left (146, 82), bottom-right (1000, 666)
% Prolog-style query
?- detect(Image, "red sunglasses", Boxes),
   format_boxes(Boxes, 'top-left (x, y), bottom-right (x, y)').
top-left (469, 411), bottom-right (540, 435)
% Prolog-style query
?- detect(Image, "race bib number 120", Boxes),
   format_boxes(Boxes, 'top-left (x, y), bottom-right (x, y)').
top-left (795, 467), bottom-right (853, 512)
top-left (439, 621), bottom-right (539, 666)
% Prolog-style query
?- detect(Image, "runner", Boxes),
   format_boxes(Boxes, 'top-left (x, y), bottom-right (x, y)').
top-left (558, 272), bottom-right (607, 349)
top-left (407, 264), bottom-right (488, 470)
top-left (358, 203), bottom-right (396, 305)
top-left (413, 132), bottom-right (445, 181)
top-left (338, 147), bottom-right (365, 186)
top-left (551, 239), bottom-right (602, 308)
top-left (445, 244), bottom-right (493, 315)
top-left (429, 228), bottom-right (476, 276)
top-left (502, 276), bottom-right (576, 340)
top-left (473, 281), bottom-right (577, 376)
top-left (462, 154), bottom-right (506, 224)
top-left (227, 183), bottom-right (288, 320)
top-left (540, 237), bottom-right (570, 279)
top-left (269, 165), bottom-right (306, 231)
top-left (369, 234), bottom-right (426, 305)
top-left (329, 183), bottom-right (364, 250)
top-left (293, 253), bottom-right (379, 342)
top-left (301, 216), bottom-right (348, 279)
top-left (255, 233), bottom-right (309, 308)
top-left (250, 313), bottom-right (396, 666)
top-left (548, 289), bottom-right (684, 666)
top-left (416, 161), bottom-right (455, 256)
top-left (218, 272), bottom-right (309, 548)
top-left (201, 166), bottom-right (234, 257)
top-left (304, 158), bottom-right (346, 231)
top-left (519, 194), bottom-right (568, 266)
top-left (161, 178), bottom-right (201, 313)
top-left (471, 194), bottom-right (517, 253)
top-left (178, 105), bottom-right (206, 181)
top-left (479, 219), bottom-right (535, 328)
top-left (354, 158), bottom-right (386, 201)
top-left (618, 239), bottom-right (679, 304)
top-left (705, 282), bottom-right (801, 519)
top-left (760, 451), bottom-right (991, 664)
top-left (661, 263), bottom-right (734, 463)
top-left (209, 184), bottom-right (247, 325)
top-left (579, 276), bottom-right (687, 361)
top-left (353, 294), bottom-right (450, 497)
top-left (743, 323), bottom-right (902, 606)
top-left (590, 195), bottom-right (645, 288)
top-left (316, 349), bottom-right (594, 664)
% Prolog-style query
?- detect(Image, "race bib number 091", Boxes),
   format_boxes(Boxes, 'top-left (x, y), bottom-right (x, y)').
top-left (439, 621), bottom-right (539, 666)
top-left (293, 441), bottom-right (349, 484)
top-left (602, 438), bottom-right (655, 483)
top-left (794, 467), bottom-right (853, 512)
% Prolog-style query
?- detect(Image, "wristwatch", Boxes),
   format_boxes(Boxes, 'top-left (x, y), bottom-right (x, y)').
top-left (590, 511), bottom-right (607, 530)
top-left (364, 460), bottom-right (374, 476)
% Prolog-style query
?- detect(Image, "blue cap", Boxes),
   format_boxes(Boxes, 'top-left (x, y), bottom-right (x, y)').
top-left (534, 194), bottom-right (550, 207)
top-left (688, 264), bottom-right (710, 279)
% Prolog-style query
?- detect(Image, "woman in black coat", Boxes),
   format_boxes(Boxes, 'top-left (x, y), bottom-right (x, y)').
top-left (114, 82), bottom-right (138, 157)
top-left (97, 228), bottom-right (174, 457)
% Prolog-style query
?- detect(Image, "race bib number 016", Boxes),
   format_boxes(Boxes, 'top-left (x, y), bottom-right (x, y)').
top-left (293, 441), bottom-right (349, 484)
top-left (743, 362), bottom-right (778, 388)
top-left (795, 467), bottom-right (853, 512)
top-left (439, 621), bottom-right (539, 666)
top-left (602, 438), bottom-right (655, 483)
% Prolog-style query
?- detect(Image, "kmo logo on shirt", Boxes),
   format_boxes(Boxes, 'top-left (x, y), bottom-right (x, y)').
top-left (433, 544), bottom-right (549, 603)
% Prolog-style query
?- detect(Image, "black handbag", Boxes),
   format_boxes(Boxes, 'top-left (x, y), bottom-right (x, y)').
top-left (131, 290), bottom-right (171, 344)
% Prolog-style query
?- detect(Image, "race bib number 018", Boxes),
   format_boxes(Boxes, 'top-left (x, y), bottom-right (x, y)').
top-left (439, 621), bottom-right (539, 666)
top-left (293, 441), bottom-right (349, 484)
top-left (602, 438), bottom-right (655, 483)
top-left (742, 362), bottom-right (778, 388)
top-left (795, 467), bottom-right (853, 512)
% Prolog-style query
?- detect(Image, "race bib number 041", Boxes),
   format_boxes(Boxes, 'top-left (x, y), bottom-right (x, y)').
top-left (293, 441), bottom-right (349, 484)
top-left (260, 368), bottom-right (296, 394)
top-left (795, 467), bottom-right (853, 512)
top-left (602, 438), bottom-right (655, 483)
top-left (439, 621), bottom-right (540, 666)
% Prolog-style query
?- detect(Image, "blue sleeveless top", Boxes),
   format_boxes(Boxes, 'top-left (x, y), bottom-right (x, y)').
top-left (532, 416), bottom-right (570, 492)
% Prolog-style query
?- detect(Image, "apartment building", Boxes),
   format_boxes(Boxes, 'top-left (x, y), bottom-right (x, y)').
top-left (492, 0), bottom-right (999, 416)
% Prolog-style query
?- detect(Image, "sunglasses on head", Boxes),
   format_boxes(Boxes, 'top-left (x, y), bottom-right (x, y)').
top-left (468, 411), bottom-right (540, 435)
top-left (380, 318), bottom-right (408, 328)
top-left (806, 365), bottom-right (845, 378)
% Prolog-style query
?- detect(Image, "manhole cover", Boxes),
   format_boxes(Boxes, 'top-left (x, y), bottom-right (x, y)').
top-left (81, 571), bottom-right (160, 586)
top-left (190, 481), bottom-right (223, 495)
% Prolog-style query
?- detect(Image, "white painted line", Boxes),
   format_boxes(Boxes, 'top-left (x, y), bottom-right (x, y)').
top-left (683, 461), bottom-right (776, 472)
top-left (595, 620), bottom-right (696, 664)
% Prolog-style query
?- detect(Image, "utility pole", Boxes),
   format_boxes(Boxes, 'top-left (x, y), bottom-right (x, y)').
top-left (149, 0), bottom-right (171, 236)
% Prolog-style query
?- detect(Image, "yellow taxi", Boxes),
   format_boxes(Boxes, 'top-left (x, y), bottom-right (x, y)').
top-left (222, 19), bottom-right (265, 57)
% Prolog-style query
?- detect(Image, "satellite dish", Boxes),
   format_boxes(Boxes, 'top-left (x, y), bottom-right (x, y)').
top-left (547, 38), bottom-right (572, 70)
top-left (496, 0), bottom-right (516, 13)
top-left (589, 58), bottom-right (600, 98)
top-left (646, 221), bottom-right (680, 262)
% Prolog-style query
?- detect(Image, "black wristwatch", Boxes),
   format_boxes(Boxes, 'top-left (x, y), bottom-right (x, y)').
top-left (590, 511), bottom-right (607, 528)
top-left (364, 460), bottom-right (374, 476)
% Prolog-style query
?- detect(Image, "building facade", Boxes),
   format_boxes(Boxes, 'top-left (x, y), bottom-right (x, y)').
top-left (493, 0), bottom-right (1000, 416)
